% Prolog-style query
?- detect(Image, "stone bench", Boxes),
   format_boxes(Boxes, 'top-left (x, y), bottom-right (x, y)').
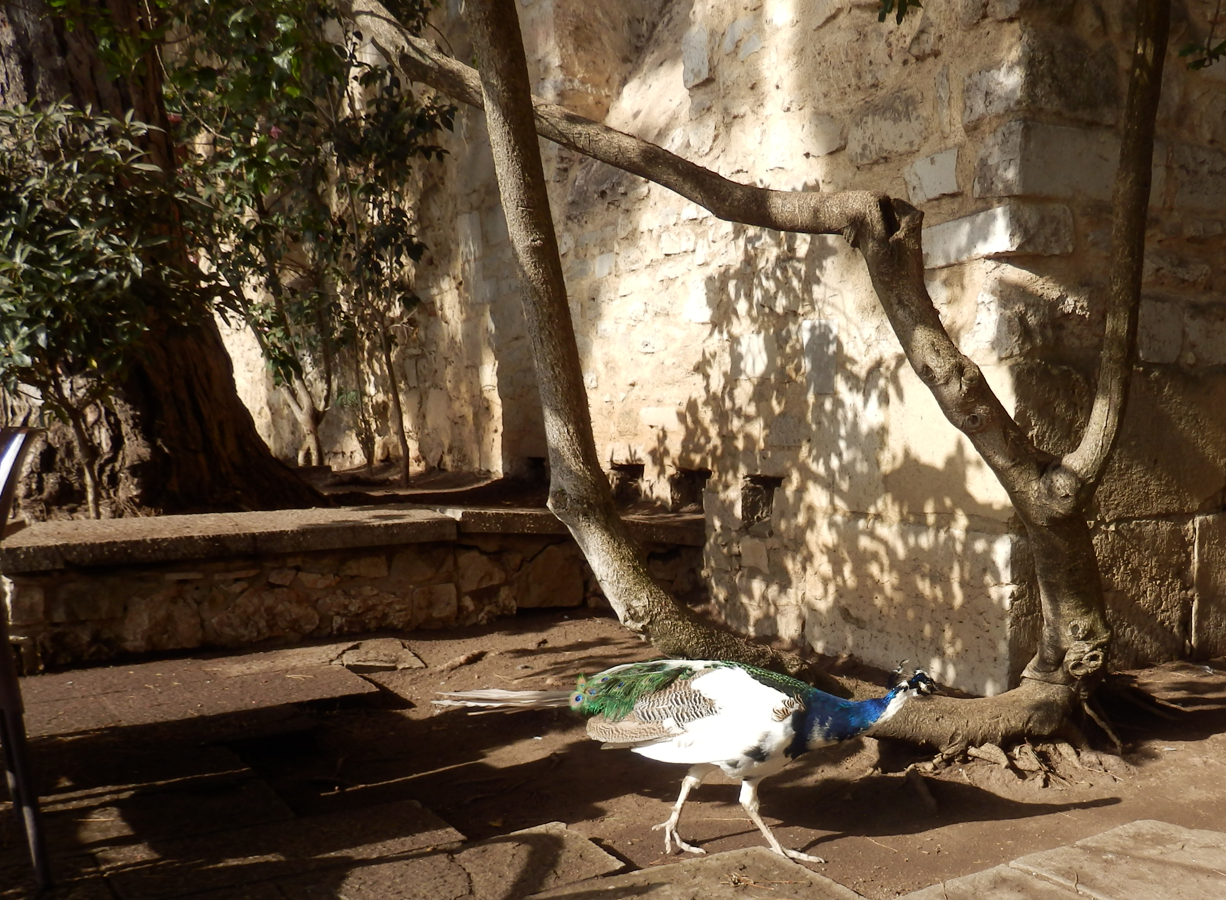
top-left (1, 505), bottom-right (704, 671)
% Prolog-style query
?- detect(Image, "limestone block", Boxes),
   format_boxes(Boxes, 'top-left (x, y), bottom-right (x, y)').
top-left (974, 121), bottom-right (1117, 200)
top-left (267, 567), bottom-right (298, 586)
top-left (802, 319), bottom-right (837, 395)
top-left (681, 26), bottom-right (711, 89)
top-left (122, 591), bottom-right (204, 653)
top-left (1184, 304), bottom-right (1226, 366)
top-left (1173, 143), bottom-right (1226, 211)
top-left (1193, 514), bottom-right (1226, 658)
top-left (807, 113), bottom-right (846, 157)
top-left (1095, 370), bottom-right (1226, 520)
top-left (48, 578), bottom-right (131, 623)
top-left (763, 413), bottom-right (813, 449)
top-left (515, 543), bottom-right (586, 608)
top-left (266, 587), bottom-right (321, 638)
top-left (4, 579), bottom-right (44, 626)
top-left (456, 548), bottom-right (508, 594)
top-left (732, 332), bottom-right (777, 380)
top-left (340, 555), bottom-right (390, 579)
top-left (739, 537), bottom-right (770, 573)
top-left (847, 89), bottom-right (927, 165)
top-left (413, 583), bottom-right (458, 626)
top-left (1137, 297), bottom-right (1183, 364)
top-left (963, 31), bottom-right (1118, 126)
top-left (881, 360), bottom-right (1009, 519)
top-left (906, 147), bottom-right (960, 203)
top-left (1093, 520), bottom-right (1192, 667)
top-left (922, 202), bottom-right (1073, 269)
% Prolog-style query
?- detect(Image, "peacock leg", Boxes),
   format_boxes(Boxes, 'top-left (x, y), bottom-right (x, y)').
top-left (738, 778), bottom-right (826, 864)
top-left (652, 763), bottom-right (714, 855)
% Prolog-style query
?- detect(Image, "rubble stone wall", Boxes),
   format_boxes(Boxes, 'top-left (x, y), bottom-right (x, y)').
top-left (3, 509), bottom-right (704, 672)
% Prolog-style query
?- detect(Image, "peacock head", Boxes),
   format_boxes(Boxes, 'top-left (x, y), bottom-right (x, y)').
top-left (888, 662), bottom-right (939, 697)
top-left (903, 669), bottom-right (938, 696)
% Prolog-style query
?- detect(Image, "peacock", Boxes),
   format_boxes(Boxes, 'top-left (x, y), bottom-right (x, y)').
top-left (435, 658), bottom-right (937, 863)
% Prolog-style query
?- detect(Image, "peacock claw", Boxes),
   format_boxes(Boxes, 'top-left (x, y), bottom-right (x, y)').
top-left (652, 821), bottom-right (705, 855)
top-left (780, 847), bottom-right (826, 865)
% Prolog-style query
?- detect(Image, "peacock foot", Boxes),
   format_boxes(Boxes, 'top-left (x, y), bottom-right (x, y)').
top-left (651, 820), bottom-right (706, 855)
top-left (778, 846), bottom-right (826, 865)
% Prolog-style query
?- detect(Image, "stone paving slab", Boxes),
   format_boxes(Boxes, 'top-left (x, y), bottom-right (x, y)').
top-left (35, 770), bottom-right (294, 854)
top-left (901, 820), bottom-right (1226, 900)
top-left (269, 822), bottom-right (624, 900)
top-left (22, 645), bottom-right (377, 737)
top-left (96, 798), bottom-right (463, 900)
top-left (528, 846), bottom-right (865, 900)
top-left (1009, 820), bottom-right (1226, 900)
top-left (901, 864), bottom-right (1083, 900)
top-left (0, 848), bottom-right (109, 900)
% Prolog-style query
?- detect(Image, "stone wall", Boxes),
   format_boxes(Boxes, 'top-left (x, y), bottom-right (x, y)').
top-left (221, 1), bottom-right (1226, 694)
top-left (2, 507), bottom-right (704, 672)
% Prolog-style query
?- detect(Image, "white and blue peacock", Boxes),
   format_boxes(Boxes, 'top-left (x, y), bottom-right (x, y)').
top-left (436, 658), bottom-right (937, 863)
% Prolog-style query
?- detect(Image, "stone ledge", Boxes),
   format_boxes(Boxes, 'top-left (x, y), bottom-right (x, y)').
top-left (441, 507), bottom-right (706, 547)
top-left (0, 506), bottom-right (457, 574)
top-left (922, 202), bottom-right (1073, 269)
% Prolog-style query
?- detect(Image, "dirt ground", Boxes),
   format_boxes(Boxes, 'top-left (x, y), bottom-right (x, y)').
top-left (219, 609), bottom-right (1226, 900)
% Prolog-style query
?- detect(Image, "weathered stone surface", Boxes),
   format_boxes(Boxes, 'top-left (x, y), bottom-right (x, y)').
top-left (531, 847), bottom-right (862, 899)
top-left (847, 89), bottom-right (928, 165)
top-left (1138, 296), bottom-right (1183, 364)
top-left (414, 583), bottom-right (459, 624)
top-left (1173, 143), bottom-right (1226, 211)
top-left (97, 799), bottom-right (462, 900)
top-left (901, 863), bottom-right (1081, 899)
top-left (1193, 514), bottom-right (1226, 659)
top-left (453, 822), bottom-right (624, 900)
top-left (1010, 820), bottom-right (1226, 900)
top-left (0, 507), bottom-right (456, 574)
top-left (515, 544), bottom-right (586, 608)
top-left (922, 203), bottom-right (1073, 268)
top-left (3, 578), bottom-right (44, 626)
top-left (906, 147), bottom-right (960, 203)
top-left (338, 638), bottom-right (425, 671)
top-left (1093, 520), bottom-right (1192, 667)
top-left (963, 29), bottom-right (1118, 126)
top-left (974, 120), bottom-right (1118, 200)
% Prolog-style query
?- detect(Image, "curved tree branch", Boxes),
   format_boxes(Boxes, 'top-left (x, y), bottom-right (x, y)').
top-left (1062, 0), bottom-right (1170, 492)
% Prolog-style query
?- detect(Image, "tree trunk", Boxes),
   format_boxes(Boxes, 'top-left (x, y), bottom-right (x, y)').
top-left (379, 324), bottom-right (413, 484)
top-left (461, 0), bottom-right (846, 695)
top-left (1, 0), bottom-right (324, 514)
top-left (352, 0), bottom-right (1171, 747)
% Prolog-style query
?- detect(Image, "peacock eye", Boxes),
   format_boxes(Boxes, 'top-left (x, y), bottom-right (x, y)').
top-left (573, 694), bottom-right (583, 703)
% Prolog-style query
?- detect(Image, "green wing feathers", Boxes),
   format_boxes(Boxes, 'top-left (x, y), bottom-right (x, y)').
top-left (569, 660), bottom-right (713, 721)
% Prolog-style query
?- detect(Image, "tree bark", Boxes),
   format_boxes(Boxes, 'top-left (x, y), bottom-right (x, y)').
top-left (1, 0), bottom-right (324, 514)
top-left (350, 0), bottom-right (1172, 748)
top-left (462, 0), bottom-right (845, 695)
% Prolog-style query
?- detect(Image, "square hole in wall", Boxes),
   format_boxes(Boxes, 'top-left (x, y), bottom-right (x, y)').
top-left (669, 468), bottom-right (711, 513)
top-left (609, 462), bottom-right (645, 507)
top-left (742, 475), bottom-right (783, 528)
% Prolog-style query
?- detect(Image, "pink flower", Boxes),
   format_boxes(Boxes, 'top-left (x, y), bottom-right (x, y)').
top-left (269, 125), bottom-right (283, 140)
